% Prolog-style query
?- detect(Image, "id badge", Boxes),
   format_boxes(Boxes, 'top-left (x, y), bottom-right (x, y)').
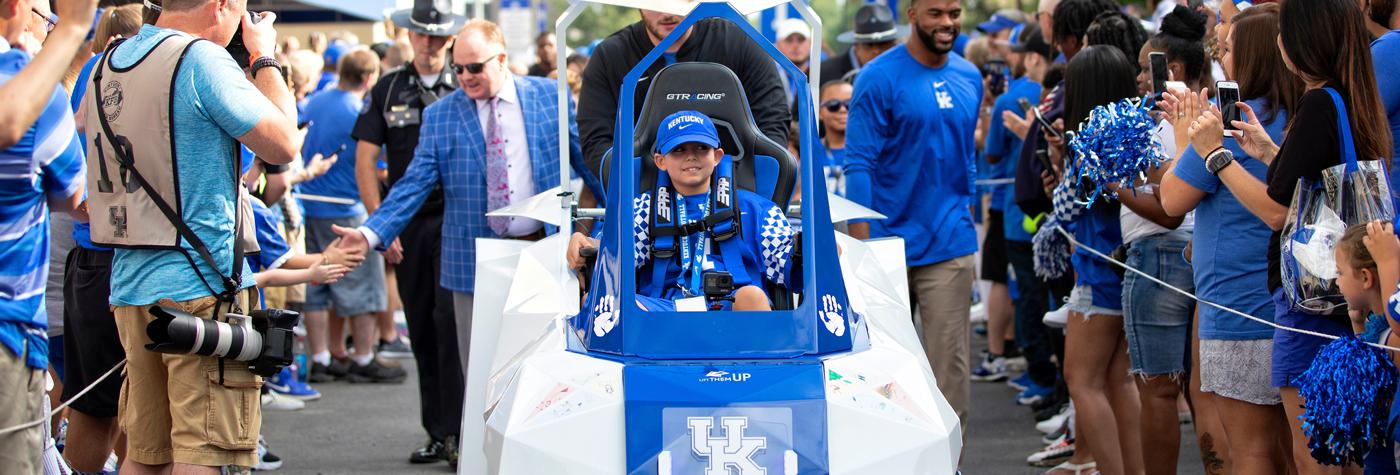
top-left (385, 106), bottom-right (421, 128)
top-left (675, 296), bottom-right (707, 312)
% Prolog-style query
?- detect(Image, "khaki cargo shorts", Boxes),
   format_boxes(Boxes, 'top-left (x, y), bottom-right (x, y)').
top-left (114, 293), bottom-right (261, 468)
top-left (0, 339), bottom-right (44, 474)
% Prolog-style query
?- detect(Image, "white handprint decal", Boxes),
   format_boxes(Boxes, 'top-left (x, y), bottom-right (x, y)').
top-left (820, 294), bottom-right (846, 337)
top-left (592, 295), bottom-right (619, 337)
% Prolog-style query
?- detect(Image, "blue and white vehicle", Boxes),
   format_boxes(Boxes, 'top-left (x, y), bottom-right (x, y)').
top-left (459, 1), bottom-right (960, 473)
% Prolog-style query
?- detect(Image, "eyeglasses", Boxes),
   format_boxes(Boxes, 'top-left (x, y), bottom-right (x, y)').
top-left (31, 7), bottom-right (57, 32)
top-left (450, 52), bottom-right (503, 75)
top-left (822, 99), bottom-right (850, 113)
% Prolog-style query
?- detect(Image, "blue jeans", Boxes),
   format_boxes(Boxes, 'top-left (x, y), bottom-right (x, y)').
top-left (1122, 233), bottom-right (1195, 377)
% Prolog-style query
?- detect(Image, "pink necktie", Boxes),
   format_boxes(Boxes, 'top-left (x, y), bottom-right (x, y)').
top-left (485, 97), bottom-right (510, 236)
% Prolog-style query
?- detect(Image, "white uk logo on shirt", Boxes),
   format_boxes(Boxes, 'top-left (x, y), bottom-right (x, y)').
top-left (936, 90), bottom-right (954, 110)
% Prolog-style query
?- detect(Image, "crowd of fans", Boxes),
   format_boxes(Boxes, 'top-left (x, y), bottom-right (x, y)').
top-left (3, 0), bottom-right (1400, 473)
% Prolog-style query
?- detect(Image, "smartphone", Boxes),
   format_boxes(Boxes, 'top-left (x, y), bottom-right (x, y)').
top-left (982, 60), bottom-right (1008, 97)
top-left (1149, 52), bottom-right (1168, 97)
top-left (1017, 98), bottom-right (1034, 114)
top-left (1031, 107), bottom-right (1061, 141)
top-left (1217, 80), bottom-right (1241, 136)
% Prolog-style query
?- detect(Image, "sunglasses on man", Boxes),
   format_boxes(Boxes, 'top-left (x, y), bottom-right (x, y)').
top-left (450, 52), bottom-right (503, 75)
top-left (821, 99), bottom-right (850, 113)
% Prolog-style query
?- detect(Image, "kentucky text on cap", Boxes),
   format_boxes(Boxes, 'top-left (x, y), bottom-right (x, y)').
top-left (656, 110), bottom-right (720, 155)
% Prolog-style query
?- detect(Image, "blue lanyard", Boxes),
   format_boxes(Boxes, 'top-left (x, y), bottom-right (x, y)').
top-left (675, 193), bottom-right (708, 297)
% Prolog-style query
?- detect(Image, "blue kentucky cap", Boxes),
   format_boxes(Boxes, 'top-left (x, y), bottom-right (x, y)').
top-left (977, 12), bottom-right (1021, 34)
top-left (655, 110), bottom-right (720, 155)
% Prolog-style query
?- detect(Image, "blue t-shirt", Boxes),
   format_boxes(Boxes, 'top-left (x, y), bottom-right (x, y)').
top-left (108, 26), bottom-right (272, 307)
top-left (1373, 31), bottom-right (1400, 191)
top-left (628, 189), bottom-right (797, 301)
top-left (822, 146), bottom-right (845, 197)
top-left (298, 88), bottom-right (366, 219)
top-left (987, 77), bottom-right (1041, 234)
top-left (1069, 202), bottom-right (1124, 310)
top-left (845, 45), bottom-right (982, 267)
top-left (0, 38), bottom-right (85, 368)
top-left (69, 54), bottom-right (109, 252)
top-left (249, 198), bottom-right (289, 273)
top-left (1172, 97), bottom-right (1287, 340)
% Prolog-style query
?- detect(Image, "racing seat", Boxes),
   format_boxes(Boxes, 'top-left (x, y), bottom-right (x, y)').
top-left (599, 62), bottom-right (800, 308)
top-left (601, 61), bottom-right (798, 209)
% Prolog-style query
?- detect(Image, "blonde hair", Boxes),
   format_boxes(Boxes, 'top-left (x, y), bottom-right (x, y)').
top-left (94, 4), bottom-right (144, 54)
top-left (459, 19), bottom-right (507, 49)
top-left (287, 50), bottom-right (324, 96)
top-left (338, 48), bottom-right (380, 87)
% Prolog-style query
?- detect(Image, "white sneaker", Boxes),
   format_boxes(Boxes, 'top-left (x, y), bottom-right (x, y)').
top-left (1036, 406), bottom-right (1072, 434)
top-left (1043, 304), bottom-right (1070, 329)
top-left (1027, 433), bottom-right (1075, 466)
top-left (969, 301), bottom-right (988, 323)
top-left (260, 391), bottom-right (305, 411)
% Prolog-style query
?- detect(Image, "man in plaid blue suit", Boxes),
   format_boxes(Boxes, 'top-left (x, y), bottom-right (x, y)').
top-left (333, 20), bottom-right (584, 381)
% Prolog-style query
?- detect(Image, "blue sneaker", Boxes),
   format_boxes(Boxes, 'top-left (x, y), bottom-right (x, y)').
top-left (1017, 380), bottom-right (1055, 406)
top-left (1007, 373), bottom-right (1033, 392)
top-left (970, 355), bottom-right (1007, 382)
top-left (268, 367), bottom-right (321, 401)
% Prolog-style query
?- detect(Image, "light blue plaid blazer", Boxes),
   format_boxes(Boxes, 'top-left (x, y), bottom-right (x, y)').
top-left (365, 75), bottom-right (578, 294)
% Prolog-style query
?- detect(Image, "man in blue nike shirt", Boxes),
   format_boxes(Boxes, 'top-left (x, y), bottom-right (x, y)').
top-left (567, 110), bottom-right (797, 312)
top-left (844, 0), bottom-right (982, 431)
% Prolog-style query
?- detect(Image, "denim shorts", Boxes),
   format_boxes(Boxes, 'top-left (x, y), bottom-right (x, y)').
top-left (1066, 285), bottom-right (1123, 317)
top-left (1122, 233), bottom-right (1195, 376)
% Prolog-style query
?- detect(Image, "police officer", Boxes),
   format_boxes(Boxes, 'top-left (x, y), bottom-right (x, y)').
top-left (349, 0), bottom-right (465, 467)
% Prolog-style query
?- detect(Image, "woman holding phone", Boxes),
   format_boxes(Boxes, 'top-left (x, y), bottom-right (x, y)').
top-left (1182, 0), bottom-right (1391, 472)
top-left (1159, 4), bottom-right (1303, 473)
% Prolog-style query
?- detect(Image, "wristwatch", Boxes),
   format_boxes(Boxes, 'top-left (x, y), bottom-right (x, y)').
top-left (1206, 148), bottom-right (1235, 175)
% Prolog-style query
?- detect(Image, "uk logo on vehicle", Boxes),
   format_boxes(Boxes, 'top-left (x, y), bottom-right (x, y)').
top-left (659, 407), bottom-right (797, 475)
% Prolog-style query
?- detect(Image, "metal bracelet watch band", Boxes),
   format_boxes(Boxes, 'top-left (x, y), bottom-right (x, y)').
top-left (1206, 147), bottom-right (1235, 175)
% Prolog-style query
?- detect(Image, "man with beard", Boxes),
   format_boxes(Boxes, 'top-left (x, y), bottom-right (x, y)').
top-left (576, 9), bottom-right (788, 207)
top-left (844, 0), bottom-right (981, 434)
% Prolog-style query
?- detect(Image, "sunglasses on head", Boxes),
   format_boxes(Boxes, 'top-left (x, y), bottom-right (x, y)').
top-left (822, 99), bottom-right (850, 113)
top-left (450, 52), bottom-right (502, 75)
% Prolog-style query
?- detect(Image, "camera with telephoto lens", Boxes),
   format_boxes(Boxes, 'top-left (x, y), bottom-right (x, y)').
top-left (702, 271), bottom-right (735, 304)
top-left (144, 306), bottom-right (301, 377)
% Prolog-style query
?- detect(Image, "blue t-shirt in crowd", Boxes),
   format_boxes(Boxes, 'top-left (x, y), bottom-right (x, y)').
top-left (1070, 202), bottom-right (1124, 310)
top-left (249, 198), bottom-right (290, 273)
top-left (1373, 30), bottom-right (1400, 189)
top-left (845, 45), bottom-right (982, 267)
top-left (628, 189), bottom-right (798, 301)
top-left (822, 146), bottom-right (845, 197)
top-left (298, 88), bottom-right (366, 219)
top-left (1173, 97), bottom-right (1287, 340)
top-left (0, 37), bottom-right (85, 369)
top-left (987, 76), bottom-right (1041, 224)
top-left (69, 54), bottom-right (109, 252)
top-left (107, 26), bottom-right (271, 307)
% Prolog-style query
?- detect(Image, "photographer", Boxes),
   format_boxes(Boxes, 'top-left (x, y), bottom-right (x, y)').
top-left (88, 0), bottom-right (299, 472)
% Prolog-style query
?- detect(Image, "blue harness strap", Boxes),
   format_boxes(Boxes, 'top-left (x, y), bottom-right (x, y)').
top-left (645, 156), bottom-right (751, 299)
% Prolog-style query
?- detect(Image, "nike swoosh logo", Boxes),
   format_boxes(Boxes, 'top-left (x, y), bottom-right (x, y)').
top-left (678, 124), bottom-right (694, 130)
top-left (265, 382), bottom-right (291, 393)
top-left (934, 81), bottom-right (947, 88)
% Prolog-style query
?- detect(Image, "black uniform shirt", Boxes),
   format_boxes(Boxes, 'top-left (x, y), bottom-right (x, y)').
top-left (351, 65), bottom-right (457, 216)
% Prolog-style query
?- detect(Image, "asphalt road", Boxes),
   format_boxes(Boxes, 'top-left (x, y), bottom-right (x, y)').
top-left (263, 337), bottom-right (1208, 474)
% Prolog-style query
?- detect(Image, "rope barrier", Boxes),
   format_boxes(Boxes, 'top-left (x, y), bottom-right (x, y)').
top-left (0, 358), bottom-right (126, 436)
top-left (1051, 225), bottom-right (1400, 352)
top-left (975, 178), bottom-right (1016, 186)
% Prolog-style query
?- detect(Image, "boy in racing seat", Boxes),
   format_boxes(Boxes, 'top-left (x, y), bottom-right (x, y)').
top-left (567, 110), bottom-right (797, 311)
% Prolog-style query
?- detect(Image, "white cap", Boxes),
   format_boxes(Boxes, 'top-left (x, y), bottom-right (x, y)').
top-left (775, 18), bottom-right (810, 40)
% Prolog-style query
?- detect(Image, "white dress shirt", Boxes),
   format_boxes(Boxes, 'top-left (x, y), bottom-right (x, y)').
top-left (475, 74), bottom-right (541, 237)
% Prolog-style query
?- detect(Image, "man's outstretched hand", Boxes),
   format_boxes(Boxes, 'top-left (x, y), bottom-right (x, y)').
top-left (331, 224), bottom-right (370, 256)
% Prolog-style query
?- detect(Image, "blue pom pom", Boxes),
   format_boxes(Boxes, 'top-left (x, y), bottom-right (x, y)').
top-left (1293, 336), bottom-right (1398, 466)
top-left (1065, 95), bottom-right (1166, 205)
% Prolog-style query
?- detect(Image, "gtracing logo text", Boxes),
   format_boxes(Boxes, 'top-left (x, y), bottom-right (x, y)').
top-left (699, 370), bottom-right (753, 383)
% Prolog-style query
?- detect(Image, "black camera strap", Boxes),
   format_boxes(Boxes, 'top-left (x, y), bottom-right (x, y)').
top-left (91, 39), bottom-right (246, 307)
